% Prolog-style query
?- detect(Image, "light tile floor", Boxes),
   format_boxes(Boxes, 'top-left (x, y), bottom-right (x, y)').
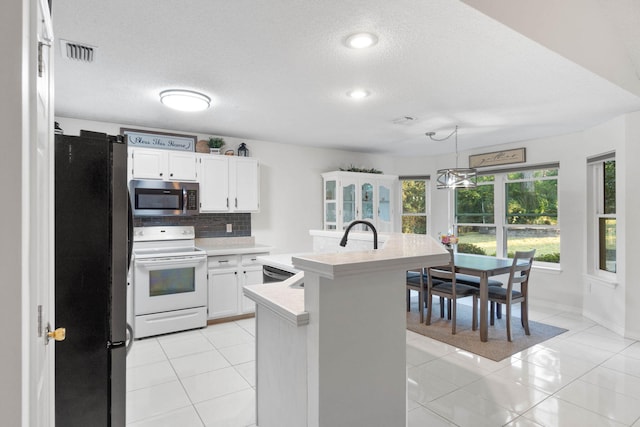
top-left (126, 302), bottom-right (640, 426)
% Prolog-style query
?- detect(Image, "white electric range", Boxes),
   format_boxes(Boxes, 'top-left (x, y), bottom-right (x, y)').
top-left (131, 226), bottom-right (208, 338)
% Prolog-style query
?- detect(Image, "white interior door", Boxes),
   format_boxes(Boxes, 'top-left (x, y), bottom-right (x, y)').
top-left (32, 0), bottom-right (55, 425)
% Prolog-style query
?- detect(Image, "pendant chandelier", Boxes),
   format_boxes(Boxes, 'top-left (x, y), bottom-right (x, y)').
top-left (426, 125), bottom-right (477, 189)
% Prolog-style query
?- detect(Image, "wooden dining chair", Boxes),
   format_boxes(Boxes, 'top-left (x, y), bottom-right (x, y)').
top-left (473, 249), bottom-right (536, 341)
top-left (406, 269), bottom-right (427, 323)
top-left (425, 250), bottom-right (477, 334)
top-left (406, 269), bottom-right (443, 323)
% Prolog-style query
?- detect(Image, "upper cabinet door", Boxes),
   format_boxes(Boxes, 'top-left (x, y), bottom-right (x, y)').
top-left (324, 179), bottom-right (338, 230)
top-left (341, 178), bottom-right (357, 228)
top-left (231, 158), bottom-right (260, 212)
top-left (198, 155), bottom-right (230, 212)
top-left (377, 181), bottom-right (393, 232)
top-left (167, 152), bottom-right (197, 181)
top-left (361, 181), bottom-right (375, 223)
top-left (130, 148), bottom-right (165, 179)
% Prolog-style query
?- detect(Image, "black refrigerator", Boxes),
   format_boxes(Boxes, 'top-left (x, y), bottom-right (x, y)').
top-left (55, 130), bottom-right (132, 427)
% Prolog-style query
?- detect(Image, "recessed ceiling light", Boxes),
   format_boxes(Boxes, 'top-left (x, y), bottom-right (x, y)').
top-left (347, 89), bottom-right (371, 99)
top-left (159, 90), bottom-right (211, 112)
top-left (345, 32), bottom-right (378, 49)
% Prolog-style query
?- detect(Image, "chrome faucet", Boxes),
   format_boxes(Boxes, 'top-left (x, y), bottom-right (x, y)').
top-left (339, 220), bottom-right (378, 250)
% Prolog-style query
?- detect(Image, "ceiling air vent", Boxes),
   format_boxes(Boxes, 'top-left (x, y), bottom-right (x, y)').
top-left (61, 39), bottom-right (96, 62)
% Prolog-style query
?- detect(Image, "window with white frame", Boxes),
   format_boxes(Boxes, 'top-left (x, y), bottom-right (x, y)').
top-left (587, 153), bottom-right (616, 274)
top-left (401, 177), bottom-right (429, 234)
top-left (454, 164), bottom-right (560, 264)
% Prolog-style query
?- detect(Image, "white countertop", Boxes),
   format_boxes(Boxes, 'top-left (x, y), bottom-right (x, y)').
top-left (243, 272), bottom-right (309, 326)
top-left (293, 232), bottom-right (449, 279)
top-left (196, 237), bottom-right (272, 256)
top-left (244, 232), bottom-right (448, 327)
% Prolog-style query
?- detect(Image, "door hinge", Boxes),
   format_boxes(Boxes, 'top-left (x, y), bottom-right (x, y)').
top-left (37, 42), bottom-right (44, 77)
top-left (37, 305), bottom-right (43, 337)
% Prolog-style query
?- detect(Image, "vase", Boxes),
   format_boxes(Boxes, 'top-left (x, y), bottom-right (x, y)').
top-left (209, 148), bottom-right (221, 155)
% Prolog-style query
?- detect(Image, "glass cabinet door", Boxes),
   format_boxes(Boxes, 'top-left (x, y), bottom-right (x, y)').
top-left (325, 180), bottom-right (337, 230)
top-left (378, 183), bottom-right (391, 231)
top-left (342, 182), bottom-right (356, 228)
top-left (361, 182), bottom-right (374, 223)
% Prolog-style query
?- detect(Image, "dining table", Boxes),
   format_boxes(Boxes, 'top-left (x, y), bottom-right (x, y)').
top-left (453, 253), bottom-right (517, 342)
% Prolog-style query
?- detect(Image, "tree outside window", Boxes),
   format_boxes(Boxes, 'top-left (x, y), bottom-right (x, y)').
top-left (402, 179), bottom-right (428, 234)
top-left (504, 169), bottom-right (559, 263)
top-left (455, 175), bottom-right (496, 256)
top-left (455, 167), bottom-right (560, 263)
top-left (599, 160), bottom-right (616, 273)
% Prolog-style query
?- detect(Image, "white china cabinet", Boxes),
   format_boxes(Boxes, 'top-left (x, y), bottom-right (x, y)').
top-left (322, 171), bottom-right (398, 232)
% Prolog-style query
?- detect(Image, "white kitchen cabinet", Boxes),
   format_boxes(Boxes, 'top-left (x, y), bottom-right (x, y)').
top-left (197, 155), bottom-right (260, 213)
top-left (322, 171), bottom-right (398, 232)
top-left (198, 155), bottom-right (230, 211)
top-left (231, 157), bottom-right (260, 211)
top-left (207, 252), bottom-right (268, 319)
top-left (208, 274), bottom-right (239, 319)
top-left (129, 147), bottom-right (197, 181)
top-left (238, 254), bottom-right (264, 314)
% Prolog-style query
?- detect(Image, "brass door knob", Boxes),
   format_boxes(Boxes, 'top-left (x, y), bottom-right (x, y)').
top-left (47, 327), bottom-right (66, 342)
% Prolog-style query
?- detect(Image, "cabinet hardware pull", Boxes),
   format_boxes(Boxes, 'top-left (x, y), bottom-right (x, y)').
top-left (235, 198), bottom-right (238, 208)
top-left (226, 197), bottom-right (229, 208)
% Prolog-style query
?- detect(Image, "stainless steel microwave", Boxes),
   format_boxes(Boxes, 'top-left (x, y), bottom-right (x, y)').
top-left (129, 180), bottom-right (199, 216)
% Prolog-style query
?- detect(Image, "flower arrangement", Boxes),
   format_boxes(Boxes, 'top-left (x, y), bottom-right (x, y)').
top-left (439, 233), bottom-right (458, 246)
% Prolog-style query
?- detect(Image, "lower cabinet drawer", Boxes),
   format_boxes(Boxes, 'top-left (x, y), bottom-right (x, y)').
top-left (208, 255), bottom-right (239, 269)
top-left (241, 252), bottom-right (269, 266)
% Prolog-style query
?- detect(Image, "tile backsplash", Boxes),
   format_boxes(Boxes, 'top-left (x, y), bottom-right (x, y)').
top-left (133, 213), bottom-right (251, 238)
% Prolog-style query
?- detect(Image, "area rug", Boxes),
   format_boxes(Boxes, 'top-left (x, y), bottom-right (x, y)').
top-left (406, 302), bottom-right (567, 362)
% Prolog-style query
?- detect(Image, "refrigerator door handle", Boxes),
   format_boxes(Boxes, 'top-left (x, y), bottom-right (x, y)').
top-left (127, 192), bottom-right (134, 271)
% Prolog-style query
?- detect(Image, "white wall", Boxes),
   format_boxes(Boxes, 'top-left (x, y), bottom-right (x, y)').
top-left (1, 0), bottom-right (27, 425)
top-left (624, 111), bottom-right (640, 338)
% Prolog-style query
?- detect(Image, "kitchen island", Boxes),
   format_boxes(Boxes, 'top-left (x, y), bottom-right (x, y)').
top-left (244, 231), bottom-right (448, 427)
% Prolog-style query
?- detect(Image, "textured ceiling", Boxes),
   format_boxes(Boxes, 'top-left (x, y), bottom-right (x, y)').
top-left (51, 0), bottom-right (640, 156)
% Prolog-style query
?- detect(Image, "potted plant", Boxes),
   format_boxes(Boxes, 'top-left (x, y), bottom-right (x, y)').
top-left (208, 137), bottom-right (225, 154)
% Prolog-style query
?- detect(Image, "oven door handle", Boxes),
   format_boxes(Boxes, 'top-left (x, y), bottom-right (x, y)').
top-left (135, 256), bottom-right (206, 267)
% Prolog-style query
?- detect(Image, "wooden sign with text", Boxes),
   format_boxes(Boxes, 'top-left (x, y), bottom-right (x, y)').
top-left (469, 148), bottom-right (526, 168)
top-left (121, 128), bottom-right (196, 152)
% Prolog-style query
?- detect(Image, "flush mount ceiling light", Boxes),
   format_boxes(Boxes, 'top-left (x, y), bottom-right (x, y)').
top-left (347, 89), bottom-right (371, 99)
top-left (344, 32), bottom-right (378, 49)
top-left (159, 89), bottom-right (211, 112)
top-left (426, 125), bottom-right (478, 189)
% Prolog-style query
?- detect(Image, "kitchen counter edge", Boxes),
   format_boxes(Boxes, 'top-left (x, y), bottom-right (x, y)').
top-left (243, 277), bottom-right (309, 326)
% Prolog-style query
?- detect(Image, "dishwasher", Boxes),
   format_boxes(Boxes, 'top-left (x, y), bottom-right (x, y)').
top-left (262, 264), bottom-right (296, 283)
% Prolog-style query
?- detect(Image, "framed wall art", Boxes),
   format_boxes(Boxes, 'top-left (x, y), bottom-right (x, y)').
top-left (469, 147), bottom-right (526, 168)
top-left (121, 128), bottom-right (197, 152)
